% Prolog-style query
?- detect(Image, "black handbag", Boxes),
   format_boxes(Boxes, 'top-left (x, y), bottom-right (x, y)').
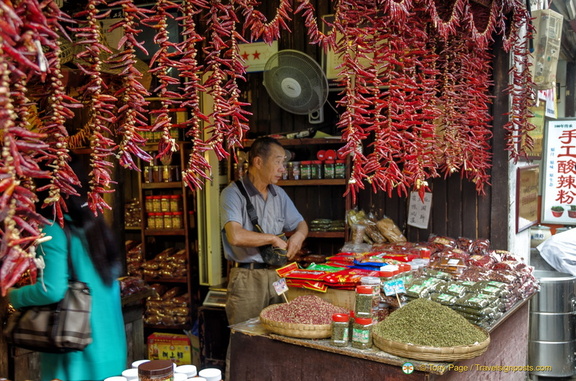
top-left (235, 180), bottom-right (288, 267)
top-left (4, 226), bottom-right (92, 353)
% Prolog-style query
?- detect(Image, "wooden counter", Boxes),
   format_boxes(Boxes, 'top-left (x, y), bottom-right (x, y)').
top-left (228, 298), bottom-right (531, 381)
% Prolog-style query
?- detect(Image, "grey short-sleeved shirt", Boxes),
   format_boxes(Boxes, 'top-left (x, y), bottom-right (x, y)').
top-left (220, 176), bottom-right (304, 263)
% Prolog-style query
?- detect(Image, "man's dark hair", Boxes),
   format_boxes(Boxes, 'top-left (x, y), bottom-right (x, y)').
top-left (248, 137), bottom-right (283, 166)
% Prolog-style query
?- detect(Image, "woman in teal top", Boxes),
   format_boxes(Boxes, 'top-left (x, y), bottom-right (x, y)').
top-left (8, 155), bottom-right (127, 381)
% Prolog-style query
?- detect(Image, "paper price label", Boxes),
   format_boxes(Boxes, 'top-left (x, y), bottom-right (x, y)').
top-left (383, 279), bottom-right (406, 296)
top-left (273, 278), bottom-right (289, 295)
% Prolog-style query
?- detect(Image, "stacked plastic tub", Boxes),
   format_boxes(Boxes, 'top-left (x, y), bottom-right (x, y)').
top-left (529, 270), bottom-right (576, 377)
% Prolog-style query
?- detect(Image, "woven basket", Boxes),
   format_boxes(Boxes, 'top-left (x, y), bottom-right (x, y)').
top-left (373, 328), bottom-right (490, 361)
top-left (259, 305), bottom-right (332, 339)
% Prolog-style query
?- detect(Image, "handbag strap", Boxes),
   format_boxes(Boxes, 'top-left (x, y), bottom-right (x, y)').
top-left (235, 180), bottom-right (264, 234)
top-left (62, 225), bottom-right (78, 282)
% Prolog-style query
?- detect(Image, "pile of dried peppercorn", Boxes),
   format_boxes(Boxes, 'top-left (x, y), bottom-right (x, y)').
top-left (373, 298), bottom-right (487, 347)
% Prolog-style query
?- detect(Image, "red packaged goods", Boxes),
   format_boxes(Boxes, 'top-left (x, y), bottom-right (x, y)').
top-left (428, 234), bottom-right (457, 251)
top-left (456, 237), bottom-right (474, 252)
top-left (280, 268), bottom-right (328, 282)
top-left (276, 262), bottom-right (299, 277)
top-left (381, 253), bottom-right (418, 262)
top-left (470, 238), bottom-right (491, 256)
top-left (286, 279), bottom-right (328, 292)
top-left (324, 269), bottom-right (381, 288)
top-left (468, 254), bottom-right (497, 268)
top-left (430, 248), bottom-right (470, 264)
top-left (491, 261), bottom-right (527, 272)
top-left (492, 249), bottom-right (520, 262)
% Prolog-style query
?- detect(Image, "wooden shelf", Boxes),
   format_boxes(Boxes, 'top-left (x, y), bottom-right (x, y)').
top-left (144, 323), bottom-right (191, 330)
top-left (144, 228), bottom-right (187, 236)
top-left (144, 277), bottom-right (188, 284)
top-left (278, 179), bottom-right (346, 186)
top-left (307, 231), bottom-right (346, 238)
top-left (142, 182), bottom-right (182, 189)
top-left (242, 137), bottom-right (344, 147)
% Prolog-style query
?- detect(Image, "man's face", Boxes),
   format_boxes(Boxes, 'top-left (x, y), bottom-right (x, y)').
top-left (261, 144), bottom-right (287, 184)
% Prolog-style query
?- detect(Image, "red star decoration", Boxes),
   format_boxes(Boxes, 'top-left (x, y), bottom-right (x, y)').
top-left (241, 52), bottom-right (250, 60)
top-left (252, 50), bottom-right (261, 60)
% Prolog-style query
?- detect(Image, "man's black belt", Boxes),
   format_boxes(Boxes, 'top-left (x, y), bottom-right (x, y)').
top-left (234, 262), bottom-right (273, 270)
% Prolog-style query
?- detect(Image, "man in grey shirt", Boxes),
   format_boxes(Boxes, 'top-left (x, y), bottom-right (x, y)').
top-left (220, 136), bottom-right (308, 325)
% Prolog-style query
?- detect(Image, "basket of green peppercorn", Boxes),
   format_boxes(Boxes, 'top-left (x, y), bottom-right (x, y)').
top-left (373, 298), bottom-right (490, 361)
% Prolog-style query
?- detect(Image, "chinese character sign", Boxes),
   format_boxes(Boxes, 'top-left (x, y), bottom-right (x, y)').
top-left (542, 119), bottom-right (576, 224)
top-left (407, 191), bottom-right (432, 229)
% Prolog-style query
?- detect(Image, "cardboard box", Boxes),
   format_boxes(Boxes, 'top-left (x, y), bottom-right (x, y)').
top-left (286, 287), bottom-right (355, 311)
top-left (147, 333), bottom-right (191, 366)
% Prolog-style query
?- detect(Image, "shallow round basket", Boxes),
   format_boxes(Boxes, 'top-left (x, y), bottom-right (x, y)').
top-left (259, 305), bottom-right (332, 339)
top-left (373, 328), bottom-right (490, 361)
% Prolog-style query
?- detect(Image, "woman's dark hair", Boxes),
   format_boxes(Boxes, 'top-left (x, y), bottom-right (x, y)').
top-left (37, 153), bottom-right (122, 285)
top-left (248, 136), bottom-right (283, 166)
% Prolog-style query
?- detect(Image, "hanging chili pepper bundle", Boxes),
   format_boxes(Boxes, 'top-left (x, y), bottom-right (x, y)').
top-left (501, 0), bottom-right (537, 161)
top-left (203, 0), bottom-right (250, 160)
top-left (107, 0), bottom-right (153, 171)
top-left (0, 49), bottom-right (49, 295)
top-left (107, 0), bottom-right (152, 171)
top-left (241, 0), bottom-right (292, 43)
top-left (33, 0), bottom-right (82, 225)
top-left (143, 0), bottom-right (182, 163)
top-left (0, 0), bottom-right (76, 293)
top-left (331, 4), bottom-right (371, 203)
top-left (177, 0), bottom-right (213, 190)
top-left (72, 0), bottom-right (119, 215)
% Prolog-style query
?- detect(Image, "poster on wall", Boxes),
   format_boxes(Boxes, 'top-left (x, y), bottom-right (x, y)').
top-left (541, 118), bottom-right (576, 224)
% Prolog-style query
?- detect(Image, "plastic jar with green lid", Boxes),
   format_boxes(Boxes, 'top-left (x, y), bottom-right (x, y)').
top-left (351, 317), bottom-right (373, 349)
top-left (138, 359), bottom-right (174, 381)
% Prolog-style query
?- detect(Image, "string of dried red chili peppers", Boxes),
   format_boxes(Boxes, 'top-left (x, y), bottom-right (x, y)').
top-left (72, 0), bottom-right (119, 215)
top-left (35, 0), bottom-right (81, 225)
top-left (0, 0), bottom-right (73, 294)
top-left (203, 0), bottom-right (251, 160)
top-left (241, 0), bottom-right (292, 43)
top-left (178, 0), bottom-right (214, 190)
top-left (501, 0), bottom-right (537, 161)
top-left (143, 0), bottom-right (182, 163)
top-left (107, 0), bottom-right (153, 170)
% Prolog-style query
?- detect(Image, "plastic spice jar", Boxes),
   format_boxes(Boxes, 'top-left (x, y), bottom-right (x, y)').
top-left (300, 161), bottom-right (311, 180)
top-left (169, 195), bottom-right (182, 212)
top-left (361, 276), bottom-right (382, 320)
top-left (352, 317), bottom-right (373, 349)
top-left (331, 313), bottom-right (350, 347)
top-left (324, 160), bottom-right (335, 179)
top-left (355, 285), bottom-right (374, 318)
top-left (335, 160), bottom-right (346, 179)
top-left (171, 212), bottom-right (183, 229)
top-left (310, 160), bottom-right (322, 179)
top-left (163, 213), bottom-right (173, 229)
top-left (138, 359), bottom-right (174, 381)
top-left (160, 195), bottom-right (170, 212)
top-left (152, 196), bottom-right (162, 212)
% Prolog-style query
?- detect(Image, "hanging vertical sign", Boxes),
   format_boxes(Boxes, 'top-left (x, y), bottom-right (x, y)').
top-left (407, 191), bottom-right (432, 229)
top-left (541, 119), bottom-right (576, 224)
